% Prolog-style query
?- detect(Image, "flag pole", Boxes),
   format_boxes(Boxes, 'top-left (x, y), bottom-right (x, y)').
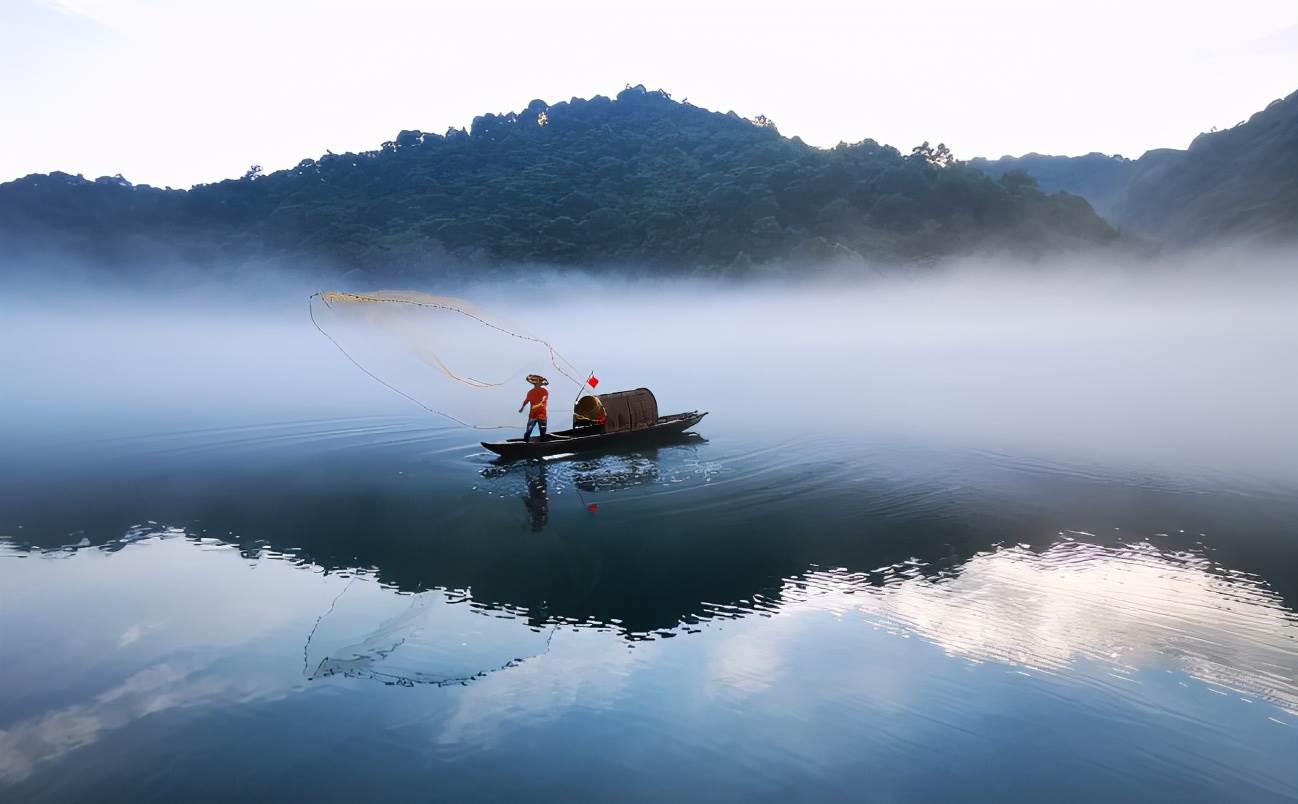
top-left (571, 371), bottom-right (597, 428)
top-left (574, 371), bottom-right (595, 404)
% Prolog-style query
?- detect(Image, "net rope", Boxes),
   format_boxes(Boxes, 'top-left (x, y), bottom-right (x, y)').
top-left (308, 290), bottom-right (587, 430)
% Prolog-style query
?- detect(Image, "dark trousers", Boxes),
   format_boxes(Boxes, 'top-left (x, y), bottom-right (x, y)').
top-left (524, 418), bottom-right (547, 442)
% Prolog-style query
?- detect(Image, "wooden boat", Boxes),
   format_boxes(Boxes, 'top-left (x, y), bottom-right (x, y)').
top-left (481, 388), bottom-right (707, 460)
top-left (481, 411), bottom-right (707, 460)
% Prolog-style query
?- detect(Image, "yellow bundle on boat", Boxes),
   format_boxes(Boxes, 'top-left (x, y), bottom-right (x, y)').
top-left (574, 394), bottom-right (605, 424)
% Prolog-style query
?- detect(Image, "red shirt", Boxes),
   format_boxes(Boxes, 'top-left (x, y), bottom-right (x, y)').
top-left (525, 387), bottom-right (549, 420)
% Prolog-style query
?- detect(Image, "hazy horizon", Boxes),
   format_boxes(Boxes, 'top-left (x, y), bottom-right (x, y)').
top-left (5, 248), bottom-right (1296, 484)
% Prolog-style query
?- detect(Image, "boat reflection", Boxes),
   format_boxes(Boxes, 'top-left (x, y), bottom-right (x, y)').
top-left (486, 434), bottom-right (710, 532)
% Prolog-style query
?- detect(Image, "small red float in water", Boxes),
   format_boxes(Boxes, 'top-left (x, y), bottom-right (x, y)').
top-left (587, 503), bottom-right (599, 513)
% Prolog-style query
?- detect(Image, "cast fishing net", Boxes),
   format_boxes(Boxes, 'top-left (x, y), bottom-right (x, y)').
top-left (308, 291), bottom-right (588, 429)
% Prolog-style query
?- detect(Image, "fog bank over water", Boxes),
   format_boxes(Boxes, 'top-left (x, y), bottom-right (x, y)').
top-left (3, 249), bottom-right (1296, 481)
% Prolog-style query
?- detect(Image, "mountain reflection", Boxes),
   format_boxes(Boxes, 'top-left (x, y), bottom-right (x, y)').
top-left (2, 525), bottom-right (1295, 787)
top-left (285, 536), bottom-right (1297, 710)
top-left (6, 436), bottom-right (1298, 637)
top-left (4, 425), bottom-right (1298, 719)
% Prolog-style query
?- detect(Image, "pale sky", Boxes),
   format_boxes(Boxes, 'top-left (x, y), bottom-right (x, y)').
top-left (2, 0), bottom-right (1295, 188)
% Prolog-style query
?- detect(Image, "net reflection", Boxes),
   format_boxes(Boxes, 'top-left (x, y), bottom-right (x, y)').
top-left (303, 583), bottom-right (558, 687)
top-left (286, 533), bottom-right (1298, 714)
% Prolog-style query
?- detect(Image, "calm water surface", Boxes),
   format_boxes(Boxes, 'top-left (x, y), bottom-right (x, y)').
top-left (2, 415), bottom-right (1297, 802)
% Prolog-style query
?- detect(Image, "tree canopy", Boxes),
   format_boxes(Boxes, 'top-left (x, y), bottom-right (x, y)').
top-left (0, 85), bottom-right (1116, 276)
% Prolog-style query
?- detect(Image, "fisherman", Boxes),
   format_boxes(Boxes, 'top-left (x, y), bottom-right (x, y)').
top-left (519, 374), bottom-right (549, 442)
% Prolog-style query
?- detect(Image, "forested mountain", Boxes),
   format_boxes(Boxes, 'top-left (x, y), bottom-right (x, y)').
top-left (0, 86), bottom-right (1113, 276)
top-left (971, 89), bottom-right (1298, 244)
top-left (968, 153), bottom-right (1138, 219)
top-left (1115, 90), bottom-right (1298, 242)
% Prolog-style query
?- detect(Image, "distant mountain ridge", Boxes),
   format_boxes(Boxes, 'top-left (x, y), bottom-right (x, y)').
top-left (968, 153), bottom-right (1138, 220)
top-left (970, 88), bottom-right (1298, 244)
top-left (0, 86), bottom-right (1112, 276)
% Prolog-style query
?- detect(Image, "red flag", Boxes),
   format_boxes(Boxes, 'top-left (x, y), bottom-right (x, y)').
top-left (587, 375), bottom-right (600, 388)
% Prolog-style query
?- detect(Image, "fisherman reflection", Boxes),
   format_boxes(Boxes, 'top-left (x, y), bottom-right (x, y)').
top-left (522, 459), bottom-right (550, 531)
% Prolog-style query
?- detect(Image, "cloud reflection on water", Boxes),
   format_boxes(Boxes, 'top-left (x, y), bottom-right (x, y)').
top-left (779, 541), bottom-right (1298, 713)
top-left (1, 525), bottom-right (1295, 787)
top-left (307, 535), bottom-right (1298, 741)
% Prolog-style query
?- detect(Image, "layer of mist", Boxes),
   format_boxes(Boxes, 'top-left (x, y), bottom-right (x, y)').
top-left (3, 248), bottom-right (1296, 482)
